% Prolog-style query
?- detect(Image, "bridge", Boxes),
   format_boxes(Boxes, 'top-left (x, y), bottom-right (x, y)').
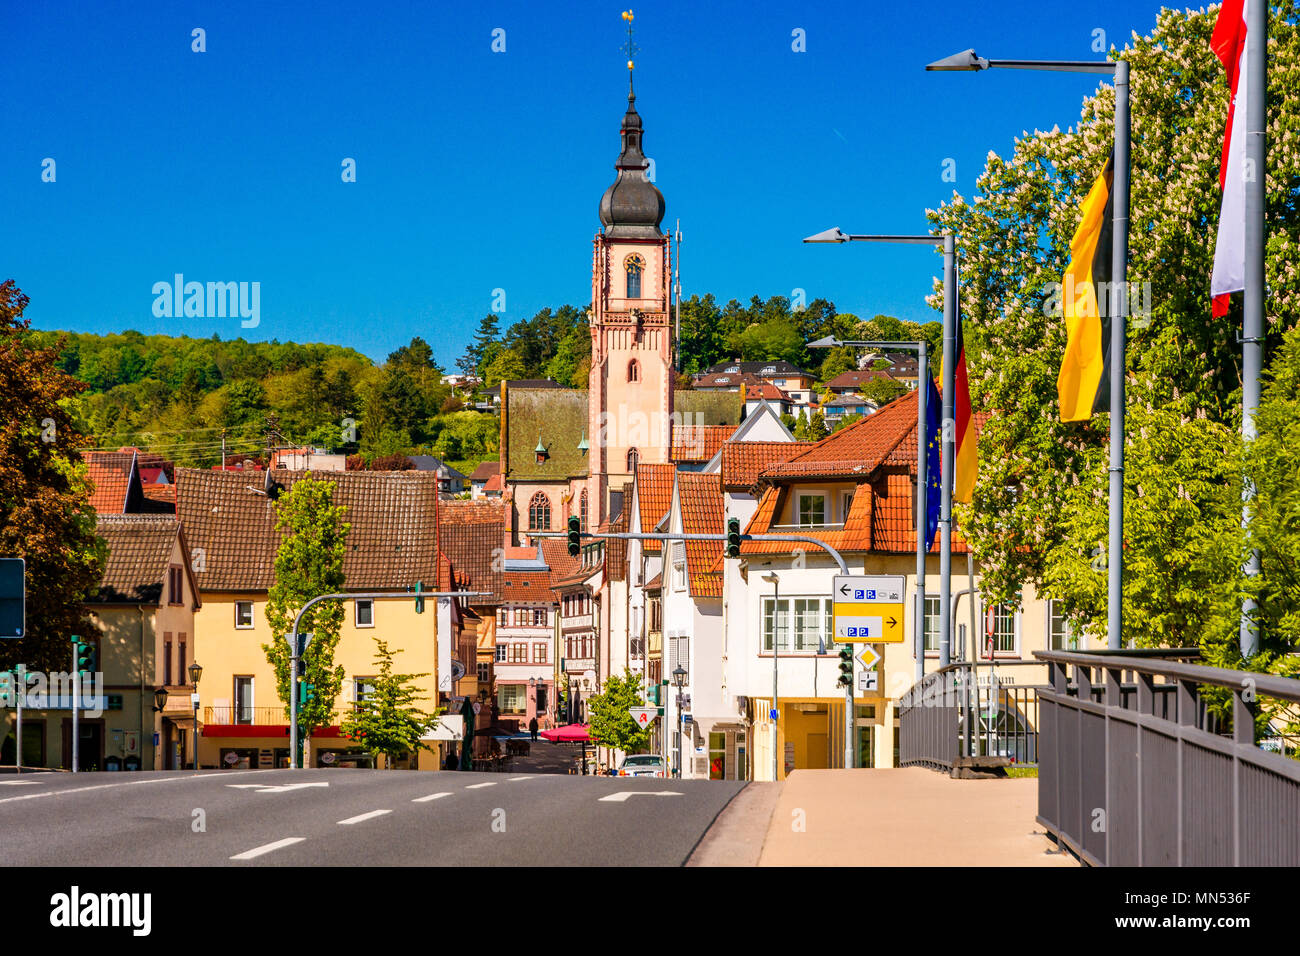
top-left (693, 649), bottom-right (1300, 867)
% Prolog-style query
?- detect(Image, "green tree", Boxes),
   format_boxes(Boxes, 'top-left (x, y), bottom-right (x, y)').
top-left (262, 476), bottom-right (350, 748)
top-left (340, 637), bottom-right (440, 766)
top-left (0, 282), bottom-right (106, 672)
top-left (859, 377), bottom-right (908, 407)
top-left (587, 669), bottom-right (651, 754)
top-left (928, 6), bottom-right (1300, 665)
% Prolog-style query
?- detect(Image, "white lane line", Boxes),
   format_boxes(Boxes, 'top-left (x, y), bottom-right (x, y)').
top-left (0, 769), bottom-right (275, 806)
top-left (465, 782), bottom-right (497, 790)
top-left (337, 809), bottom-right (392, 825)
top-left (412, 792), bottom-right (452, 803)
top-left (598, 791), bottom-right (684, 803)
top-left (509, 776), bottom-right (533, 781)
top-left (0, 781), bottom-right (42, 786)
top-left (230, 837), bottom-right (305, 860)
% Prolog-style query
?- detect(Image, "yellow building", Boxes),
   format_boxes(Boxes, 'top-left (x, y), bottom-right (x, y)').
top-left (1, 514), bottom-right (201, 771)
top-left (177, 468), bottom-right (450, 771)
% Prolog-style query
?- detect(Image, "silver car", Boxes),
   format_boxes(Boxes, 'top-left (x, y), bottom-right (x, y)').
top-left (617, 754), bottom-right (666, 778)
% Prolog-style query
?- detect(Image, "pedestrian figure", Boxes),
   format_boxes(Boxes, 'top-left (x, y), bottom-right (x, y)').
top-left (529, 717), bottom-right (539, 742)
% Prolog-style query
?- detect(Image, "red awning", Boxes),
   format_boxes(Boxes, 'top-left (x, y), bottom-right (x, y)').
top-left (539, 723), bottom-right (592, 743)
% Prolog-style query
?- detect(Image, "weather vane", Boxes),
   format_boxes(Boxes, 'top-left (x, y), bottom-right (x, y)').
top-left (621, 10), bottom-right (638, 72)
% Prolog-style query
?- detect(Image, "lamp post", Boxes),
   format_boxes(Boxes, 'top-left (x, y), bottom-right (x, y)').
top-left (926, 47), bottom-right (1130, 651)
top-left (672, 664), bottom-right (687, 779)
top-left (805, 229), bottom-right (957, 671)
top-left (808, 331), bottom-right (931, 684)
top-left (761, 572), bottom-right (781, 780)
top-left (187, 661), bottom-right (202, 772)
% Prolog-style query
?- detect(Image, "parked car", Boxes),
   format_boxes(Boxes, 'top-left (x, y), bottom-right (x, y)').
top-left (617, 754), bottom-right (666, 778)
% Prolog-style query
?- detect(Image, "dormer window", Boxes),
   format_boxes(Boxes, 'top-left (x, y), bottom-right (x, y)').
top-left (726, 365), bottom-right (740, 373)
top-left (625, 254), bottom-right (644, 298)
top-left (761, 366), bottom-right (776, 376)
top-left (535, 435), bottom-right (548, 465)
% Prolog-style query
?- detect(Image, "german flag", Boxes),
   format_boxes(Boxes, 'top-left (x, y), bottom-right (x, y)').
top-left (1057, 154), bottom-right (1114, 421)
top-left (953, 315), bottom-right (977, 503)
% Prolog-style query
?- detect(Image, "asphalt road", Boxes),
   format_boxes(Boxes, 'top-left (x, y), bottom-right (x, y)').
top-left (0, 769), bottom-right (745, 866)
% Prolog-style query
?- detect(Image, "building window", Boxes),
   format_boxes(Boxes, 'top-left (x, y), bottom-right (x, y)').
top-left (627, 359), bottom-right (640, 383)
top-left (798, 493), bottom-right (826, 527)
top-left (841, 490), bottom-right (855, 522)
top-left (626, 447), bottom-right (639, 473)
top-left (533, 642), bottom-right (548, 663)
top-left (625, 254), bottom-right (644, 298)
top-left (496, 608), bottom-right (507, 626)
top-left (163, 633), bottom-right (173, 685)
top-left (235, 602), bottom-right (254, 628)
top-left (356, 599), bottom-right (374, 627)
top-left (498, 683), bottom-right (526, 714)
top-left (987, 602), bottom-right (1018, 654)
top-left (579, 489), bottom-right (588, 531)
top-left (509, 643), bottom-right (528, 663)
top-left (668, 635), bottom-right (690, 681)
top-left (1048, 599), bottom-right (1077, 650)
top-left (233, 677), bottom-right (254, 724)
top-left (178, 633), bottom-right (187, 677)
top-left (533, 608), bottom-right (547, 626)
top-left (528, 492), bottom-right (552, 531)
top-left (762, 597), bottom-right (833, 653)
top-left (477, 661), bottom-right (491, 684)
top-left (168, 565), bottom-right (183, 605)
top-left (495, 644), bottom-right (507, 663)
top-left (354, 678), bottom-right (376, 707)
top-left (923, 596), bottom-right (942, 652)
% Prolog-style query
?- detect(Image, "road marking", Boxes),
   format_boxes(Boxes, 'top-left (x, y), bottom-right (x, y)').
top-left (230, 837), bottom-right (305, 860)
top-left (412, 792), bottom-right (452, 803)
top-left (598, 791), bottom-right (683, 803)
top-left (0, 781), bottom-right (42, 786)
top-left (0, 769), bottom-right (274, 806)
top-left (509, 776), bottom-right (534, 781)
top-left (465, 782), bottom-right (496, 790)
top-left (338, 809), bottom-right (392, 825)
top-left (227, 782), bottom-right (330, 794)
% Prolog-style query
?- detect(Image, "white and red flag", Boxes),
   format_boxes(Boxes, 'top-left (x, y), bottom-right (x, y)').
top-left (1210, 0), bottom-right (1249, 317)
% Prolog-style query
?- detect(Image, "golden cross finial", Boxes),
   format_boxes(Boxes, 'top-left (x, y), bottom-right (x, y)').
top-left (621, 10), bottom-right (638, 71)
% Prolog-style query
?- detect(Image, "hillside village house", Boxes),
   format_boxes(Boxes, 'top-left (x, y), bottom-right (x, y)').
top-left (176, 468), bottom-right (451, 770)
top-left (1, 514), bottom-right (201, 771)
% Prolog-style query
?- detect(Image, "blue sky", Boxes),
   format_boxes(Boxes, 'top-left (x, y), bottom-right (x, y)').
top-left (2, 0), bottom-right (1169, 365)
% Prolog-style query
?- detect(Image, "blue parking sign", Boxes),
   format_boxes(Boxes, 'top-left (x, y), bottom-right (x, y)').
top-left (855, 589), bottom-right (864, 599)
top-left (847, 626), bottom-right (858, 637)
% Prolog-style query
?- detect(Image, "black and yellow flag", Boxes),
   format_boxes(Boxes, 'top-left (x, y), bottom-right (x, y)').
top-left (1057, 154), bottom-right (1114, 421)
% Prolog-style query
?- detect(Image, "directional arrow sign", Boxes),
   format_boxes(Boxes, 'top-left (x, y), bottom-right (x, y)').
top-left (833, 575), bottom-right (906, 643)
top-left (598, 791), bottom-right (683, 802)
top-left (629, 706), bottom-right (657, 728)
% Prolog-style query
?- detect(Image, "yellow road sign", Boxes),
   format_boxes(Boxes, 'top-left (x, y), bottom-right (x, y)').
top-left (833, 603), bottom-right (906, 643)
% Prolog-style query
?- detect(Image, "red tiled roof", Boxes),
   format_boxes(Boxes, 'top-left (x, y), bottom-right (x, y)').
top-left (720, 441), bottom-right (816, 491)
top-left (539, 537), bottom-right (581, 589)
top-left (746, 382), bottom-right (789, 401)
top-left (678, 473), bottom-right (724, 598)
top-left (501, 569), bottom-right (555, 603)
top-left (89, 514), bottom-right (195, 605)
top-left (761, 388), bottom-right (920, 481)
top-left (176, 468), bottom-right (443, 591)
top-left (635, 462), bottom-right (675, 553)
top-left (605, 492), bottom-right (630, 582)
top-left (644, 570), bottom-right (663, 590)
top-left (826, 369), bottom-right (896, 390)
top-left (692, 371), bottom-right (762, 390)
top-left (469, 461), bottom-right (500, 482)
top-left (670, 424), bottom-right (738, 463)
top-left (85, 452), bottom-right (137, 514)
top-left (141, 483), bottom-right (176, 509)
top-left (439, 499), bottom-right (506, 602)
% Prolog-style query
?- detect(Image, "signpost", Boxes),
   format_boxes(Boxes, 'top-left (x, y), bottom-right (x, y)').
top-left (832, 575), bottom-right (906, 643)
top-left (629, 706), bottom-right (657, 729)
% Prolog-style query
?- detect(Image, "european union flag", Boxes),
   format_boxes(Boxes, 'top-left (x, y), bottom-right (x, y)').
top-left (925, 375), bottom-right (942, 551)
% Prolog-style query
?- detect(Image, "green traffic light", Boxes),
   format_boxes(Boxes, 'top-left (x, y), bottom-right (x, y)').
top-left (726, 517), bottom-right (741, 558)
top-left (567, 514), bottom-right (581, 557)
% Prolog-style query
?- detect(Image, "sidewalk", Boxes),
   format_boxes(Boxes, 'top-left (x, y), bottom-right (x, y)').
top-left (759, 768), bottom-right (1074, 866)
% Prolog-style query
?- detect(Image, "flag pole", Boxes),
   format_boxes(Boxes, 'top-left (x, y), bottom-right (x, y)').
top-left (1240, 0), bottom-right (1267, 658)
top-left (1106, 59), bottom-right (1130, 651)
top-left (915, 342), bottom-right (928, 684)
top-left (939, 234), bottom-right (956, 668)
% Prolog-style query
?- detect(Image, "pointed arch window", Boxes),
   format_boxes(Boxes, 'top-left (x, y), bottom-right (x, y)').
top-left (528, 492), bottom-right (552, 531)
top-left (579, 489), bottom-right (589, 531)
top-left (626, 447), bottom-right (640, 473)
top-left (625, 254), bottom-right (644, 299)
top-left (627, 359), bottom-right (640, 383)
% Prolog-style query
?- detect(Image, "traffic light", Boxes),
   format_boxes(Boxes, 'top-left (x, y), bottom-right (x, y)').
top-left (76, 640), bottom-right (96, 676)
top-left (567, 514), bottom-right (581, 557)
top-left (299, 680), bottom-right (316, 706)
top-left (837, 644), bottom-right (853, 688)
top-left (413, 580), bottom-right (424, 614)
top-left (726, 517), bottom-right (741, 558)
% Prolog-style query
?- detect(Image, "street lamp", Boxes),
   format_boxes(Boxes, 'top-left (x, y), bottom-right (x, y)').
top-left (672, 664), bottom-right (687, 779)
top-left (152, 688), bottom-right (168, 712)
top-left (187, 661), bottom-right (202, 772)
top-left (925, 46), bottom-right (1130, 652)
top-left (808, 330), bottom-right (932, 684)
top-left (761, 572), bottom-right (780, 781)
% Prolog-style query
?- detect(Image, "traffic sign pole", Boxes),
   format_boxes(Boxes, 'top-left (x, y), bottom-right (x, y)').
top-left (71, 637), bottom-right (79, 774)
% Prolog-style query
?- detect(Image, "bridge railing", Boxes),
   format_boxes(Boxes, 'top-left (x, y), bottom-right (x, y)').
top-left (1034, 649), bottom-right (1300, 866)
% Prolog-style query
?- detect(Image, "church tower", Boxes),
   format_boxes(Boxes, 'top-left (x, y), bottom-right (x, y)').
top-left (587, 57), bottom-right (673, 525)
